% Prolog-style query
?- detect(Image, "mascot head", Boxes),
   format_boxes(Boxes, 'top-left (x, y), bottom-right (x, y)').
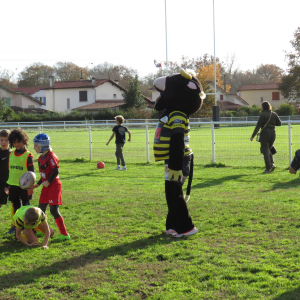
top-left (153, 69), bottom-right (206, 116)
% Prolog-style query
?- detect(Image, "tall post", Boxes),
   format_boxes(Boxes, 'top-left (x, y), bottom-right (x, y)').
top-left (165, 0), bottom-right (169, 75)
top-left (211, 123), bottom-right (215, 164)
top-left (288, 122), bottom-right (292, 164)
top-left (146, 124), bottom-right (150, 163)
top-left (89, 125), bottom-right (92, 162)
top-left (212, 0), bottom-right (219, 128)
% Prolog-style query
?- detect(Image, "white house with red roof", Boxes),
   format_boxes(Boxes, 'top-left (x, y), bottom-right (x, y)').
top-left (236, 83), bottom-right (285, 108)
top-left (43, 77), bottom-right (154, 112)
top-left (0, 85), bottom-right (45, 112)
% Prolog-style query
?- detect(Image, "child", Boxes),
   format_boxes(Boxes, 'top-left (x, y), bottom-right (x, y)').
top-left (14, 205), bottom-right (53, 249)
top-left (106, 115), bottom-right (131, 170)
top-left (31, 133), bottom-right (70, 241)
top-left (5, 128), bottom-right (34, 234)
top-left (0, 130), bottom-right (11, 209)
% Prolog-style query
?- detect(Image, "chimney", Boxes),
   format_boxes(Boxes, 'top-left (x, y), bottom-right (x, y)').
top-left (92, 77), bottom-right (95, 85)
top-left (49, 76), bottom-right (54, 88)
top-left (80, 70), bottom-right (83, 81)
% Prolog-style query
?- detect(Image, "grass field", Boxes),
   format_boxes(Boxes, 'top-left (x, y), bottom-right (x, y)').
top-left (1, 126), bottom-right (300, 299)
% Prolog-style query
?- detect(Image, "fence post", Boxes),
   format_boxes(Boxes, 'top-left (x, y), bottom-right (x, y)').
top-left (38, 126), bottom-right (41, 134)
top-left (211, 122), bottom-right (215, 164)
top-left (64, 122), bottom-right (66, 132)
top-left (146, 124), bottom-right (150, 163)
top-left (89, 126), bottom-right (92, 161)
top-left (288, 121), bottom-right (292, 164)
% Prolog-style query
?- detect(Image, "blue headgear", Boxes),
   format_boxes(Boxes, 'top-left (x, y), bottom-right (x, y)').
top-left (33, 133), bottom-right (51, 153)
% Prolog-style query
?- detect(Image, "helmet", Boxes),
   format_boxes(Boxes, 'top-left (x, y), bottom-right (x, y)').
top-left (33, 133), bottom-right (51, 153)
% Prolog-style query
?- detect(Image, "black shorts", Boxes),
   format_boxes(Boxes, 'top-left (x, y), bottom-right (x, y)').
top-left (0, 184), bottom-right (8, 205)
top-left (8, 185), bottom-right (32, 206)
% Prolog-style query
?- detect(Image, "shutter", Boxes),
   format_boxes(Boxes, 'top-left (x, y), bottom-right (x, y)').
top-left (43, 97), bottom-right (46, 104)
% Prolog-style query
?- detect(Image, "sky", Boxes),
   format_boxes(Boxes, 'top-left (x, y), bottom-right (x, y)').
top-left (1, 0), bottom-right (300, 82)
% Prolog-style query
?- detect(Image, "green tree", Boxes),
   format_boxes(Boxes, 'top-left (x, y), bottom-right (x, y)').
top-left (54, 61), bottom-right (89, 81)
top-left (279, 26), bottom-right (300, 102)
top-left (0, 97), bottom-right (14, 121)
top-left (122, 75), bottom-right (145, 109)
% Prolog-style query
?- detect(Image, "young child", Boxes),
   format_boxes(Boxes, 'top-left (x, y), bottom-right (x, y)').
top-left (0, 130), bottom-right (11, 209)
top-left (14, 205), bottom-right (53, 249)
top-left (31, 133), bottom-right (70, 241)
top-left (106, 115), bottom-right (131, 170)
top-left (5, 128), bottom-right (34, 235)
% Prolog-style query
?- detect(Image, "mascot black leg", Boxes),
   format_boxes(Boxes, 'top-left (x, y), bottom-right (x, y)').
top-left (165, 180), bottom-right (194, 234)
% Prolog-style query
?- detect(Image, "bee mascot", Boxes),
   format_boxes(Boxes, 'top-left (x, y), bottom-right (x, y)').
top-left (153, 69), bottom-right (206, 238)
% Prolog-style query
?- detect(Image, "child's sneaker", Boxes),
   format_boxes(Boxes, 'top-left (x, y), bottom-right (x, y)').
top-left (172, 227), bottom-right (198, 238)
top-left (121, 166), bottom-right (127, 171)
top-left (53, 233), bottom-right (70, 241)
top-left (114, 166), bottom-right (120, 170)
top-left (6, 227), bottom-right (16, 234)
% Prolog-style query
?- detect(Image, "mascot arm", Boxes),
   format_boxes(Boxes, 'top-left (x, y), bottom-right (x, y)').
top-left (168, 132), bottom-right (185, 171)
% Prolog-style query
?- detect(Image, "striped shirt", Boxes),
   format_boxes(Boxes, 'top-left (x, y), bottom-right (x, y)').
top-left (153, 111), bottom-right (192, 161)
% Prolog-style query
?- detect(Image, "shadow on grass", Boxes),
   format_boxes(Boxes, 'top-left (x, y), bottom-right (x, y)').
top-left (192, 175), bottom-right (246, 189)
top-left (262, 178), bottom-right (300, 192)
top-left (0, 234), bottom-right (176, 290)
top-left (273, 287), bottom-right (300, 299)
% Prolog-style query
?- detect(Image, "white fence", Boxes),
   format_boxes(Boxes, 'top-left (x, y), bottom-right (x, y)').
top-left (1, 120), bottom-right (300, 168)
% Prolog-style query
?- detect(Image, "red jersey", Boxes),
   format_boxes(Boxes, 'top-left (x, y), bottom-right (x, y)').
top-left (38, 151), bottom-right (60, 184)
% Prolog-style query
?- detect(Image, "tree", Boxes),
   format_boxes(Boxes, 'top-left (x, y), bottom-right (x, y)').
top-left (0, 68), bottom-right (15, 88)
top-left (54, 62), bottom-right (89, 81)
top-left (0, 97), bottom-right (14, 121)
top-left (89, 62), bottom-right (137, 89)
top-left (279, 26), bottom-right (300, 102)
top-left (256, 64), bottom-right (284, 83)
top-left (122, 75), bottom-right (145, 109)
top-left (18, 63), bottom-right (54, 87)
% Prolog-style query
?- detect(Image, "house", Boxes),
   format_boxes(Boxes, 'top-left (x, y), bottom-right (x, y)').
top-left (0, 85), bottom-right (45, 113)
top-left (149, 81), bottom-right (249, 111)
top-left (236, 83), bottom-right (285, 108)
top-left (43, 77), bottom-right (154, 113)
top-left (11, 86), bottom-right (47, 107)
top-left (206, 81), bottom-right (249, 111)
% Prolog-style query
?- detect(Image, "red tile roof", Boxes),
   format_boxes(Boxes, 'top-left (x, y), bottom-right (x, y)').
top-left (11, 86), bottom-right (48, 94)
top-left (220, 101), bottom-right (244, 109)
top-left (75, 100), bottom-right (125, 110)
top-left (237, 83), bottom-right (280, 91)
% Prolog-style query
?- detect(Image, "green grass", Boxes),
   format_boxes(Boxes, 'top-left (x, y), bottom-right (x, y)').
top-left (1, 158), bottom-right (300, 299)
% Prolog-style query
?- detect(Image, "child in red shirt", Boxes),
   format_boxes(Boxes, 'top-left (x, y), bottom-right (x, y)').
top-left (31, 133), bottom-right (70, 241)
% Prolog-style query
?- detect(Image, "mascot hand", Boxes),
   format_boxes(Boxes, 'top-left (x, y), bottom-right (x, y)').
top-left (167, 168), bottom-right (183, 181)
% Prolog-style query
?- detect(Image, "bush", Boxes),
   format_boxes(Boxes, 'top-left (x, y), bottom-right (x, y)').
top-left (275, 103), bottom-right (297, 116)
top-left (249, 105), bottom-right (261, 116)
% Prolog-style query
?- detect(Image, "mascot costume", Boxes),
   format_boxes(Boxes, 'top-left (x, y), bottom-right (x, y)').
top-left (153, 69), bottom-right (206, 238)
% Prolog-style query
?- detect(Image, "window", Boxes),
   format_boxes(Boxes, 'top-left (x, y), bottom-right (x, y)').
top-left (79, 91), bottom-right (88, 102)
top-left (28, 105), bottom-right (34, 108)
top-left (113, 94), bottom-right (117, 98)
top-left (272, 92), bottom-right (280, 100)
top-left (260, 97), bottom-right (263, 103)
top-left (67, 98), bottom-right (70, 109)
top-left (220, 95), bottom-right (223, 101)
top-left (43, 97), bottom-right (46, 104)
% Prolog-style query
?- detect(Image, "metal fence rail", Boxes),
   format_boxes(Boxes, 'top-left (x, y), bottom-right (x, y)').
top-left (1, 120), bottom-right (299, 167)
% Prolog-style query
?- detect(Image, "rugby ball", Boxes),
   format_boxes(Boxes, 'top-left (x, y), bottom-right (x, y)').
top-left (19, 171), bottom-right (36, 189)
top-left (97, 161), bottom-right (105, 169)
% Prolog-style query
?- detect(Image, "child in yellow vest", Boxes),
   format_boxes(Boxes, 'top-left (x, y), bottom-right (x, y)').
top-left (14, 205), bottom-right (54, 249)
top-left (5, 128), bottom-right (35, 234)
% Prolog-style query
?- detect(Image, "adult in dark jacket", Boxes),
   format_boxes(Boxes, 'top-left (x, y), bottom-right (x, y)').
top-left (250, 101), bottom-right (281, 173)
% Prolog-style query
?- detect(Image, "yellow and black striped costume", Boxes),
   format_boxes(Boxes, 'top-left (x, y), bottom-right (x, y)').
top-left (154, 111), bottom-right (192, 161)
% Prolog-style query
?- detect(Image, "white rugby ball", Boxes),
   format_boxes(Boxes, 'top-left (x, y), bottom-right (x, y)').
top-left (19, 171), bottom-right (36, 189)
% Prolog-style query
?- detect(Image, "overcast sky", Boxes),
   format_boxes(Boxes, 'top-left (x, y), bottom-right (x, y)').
top-left (1, 0), bottom-right (300, 81)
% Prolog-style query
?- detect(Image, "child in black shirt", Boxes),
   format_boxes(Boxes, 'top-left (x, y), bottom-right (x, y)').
top-left (106, 115), bottom-right (131, 170)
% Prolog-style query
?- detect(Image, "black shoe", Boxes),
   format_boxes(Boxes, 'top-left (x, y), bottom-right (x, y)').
top-left (6, 227), bottom-right (16, 234)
